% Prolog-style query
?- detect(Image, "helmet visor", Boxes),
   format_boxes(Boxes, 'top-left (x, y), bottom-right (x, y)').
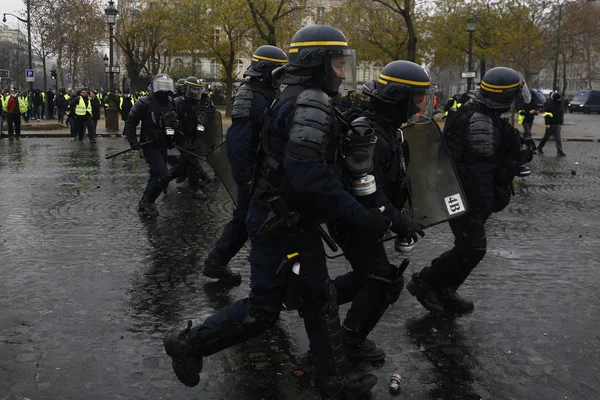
top-left (326, 49), bottom-right (356, 95)
top-left (152, 77), bottom-right (174, 93)
top-left (185, 84), bottom-right (204, 100)
top-left (406, 87), bottom-right (435, 125)
top-left (520, 75), bottom-right (531, 104)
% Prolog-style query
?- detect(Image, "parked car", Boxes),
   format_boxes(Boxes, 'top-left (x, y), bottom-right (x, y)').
top-left (568, 90), bottom-right (600, 114)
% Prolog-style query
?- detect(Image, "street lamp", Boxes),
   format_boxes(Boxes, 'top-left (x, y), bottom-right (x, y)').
top-left (466, 17), bottom-right (478, 92)
top-left (3, 0), bottom-right (33, 92)
top-left (104, 0), bottom-right (119, 132)
top-left (103, 54), bottom-right (109, 91)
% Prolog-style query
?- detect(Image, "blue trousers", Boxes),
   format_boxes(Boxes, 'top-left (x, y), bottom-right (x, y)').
top-left (206, 188), bottom-right (250, 265)
top-left (333, 225), bottom-right (401, 333)
top-left (200, 200), bottom-right (330, 343)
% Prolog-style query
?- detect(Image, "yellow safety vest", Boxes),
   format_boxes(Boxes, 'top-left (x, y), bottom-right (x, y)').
top-left (543, 112), bottom-right (553, 118)
top-left (119, 96), bottom-right (135, 109)
top-left (444, 99), bottom-right (461, 116)
top-left (75, 96), bottom-right (92, 116)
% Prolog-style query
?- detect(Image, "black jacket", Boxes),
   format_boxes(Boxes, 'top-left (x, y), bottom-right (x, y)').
top-left (543, 99), bottom-right (564, 126)
top-left (91, 97), bottom-right (101, 120)
top-left (125, 93), bottom-right (176, 149)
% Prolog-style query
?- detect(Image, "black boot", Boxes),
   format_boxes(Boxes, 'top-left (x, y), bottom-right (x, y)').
top-left (438, 287), bottom-right (474, 314)
top-left (163, 321), bottom-right (204, 387)
top-left (202, 258), bottom-right (242, 283)
top-left (406, 272), bottom-right (445, 314)
top-left (304, 281), bottom-right (377, 399)
top-left (191, 187), bottom-right (208, 200)
top-left (138, 196), bottom-right (158, 217)
top-left (343, 330), bottom-right (385, 362)
top-left (138, 182), bottom-right (165, 218)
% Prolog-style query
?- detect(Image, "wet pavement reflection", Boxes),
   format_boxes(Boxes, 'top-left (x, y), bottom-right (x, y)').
top-left (0, 138), bottom-right (599, 399)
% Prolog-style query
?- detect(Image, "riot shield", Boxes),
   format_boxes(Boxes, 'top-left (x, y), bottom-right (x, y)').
top-left (402, 121), bottom-right (468, 227)
top-left (206, 141), bottom-right (238, 205)
top-left (198, 110), bottom-right (223, 156)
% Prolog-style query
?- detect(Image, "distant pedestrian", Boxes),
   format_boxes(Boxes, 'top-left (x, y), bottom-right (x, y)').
top-left (69, 87), bottom-right (95, 143)
top-left (89, 90), bottom-right (101, 140)
top-left (32, 89), bottom-right (43, 121)
top-left (538, 92), bottom-right (566, 157)
top-left (3, 87), bottom-right (28, 140)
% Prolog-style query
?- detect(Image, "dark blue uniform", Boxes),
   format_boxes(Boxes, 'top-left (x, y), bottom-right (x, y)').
top-left (411, 101), bottom-right (503, 309)
top-left (334, 110), bottom-right (417, 351)
top-left (205, 80), bottom-right (277, 267)
top-left (125, 93), bottom-right (177, 206)
top-left (191, 84), bottom-right (377, 379)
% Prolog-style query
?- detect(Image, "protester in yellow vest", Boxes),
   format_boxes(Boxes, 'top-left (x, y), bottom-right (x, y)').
top-left (69, 88), bottom-right (96, 143)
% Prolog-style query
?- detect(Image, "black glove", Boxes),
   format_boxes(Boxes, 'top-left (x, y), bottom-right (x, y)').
top-left (407, 219), bottom-right (425, 242)
top-left (130, 141), bottom-right (141, 151)
top-left (357, 208), bottom-right (391, 240)
top-left (392, 217), bottom-right (425, 243)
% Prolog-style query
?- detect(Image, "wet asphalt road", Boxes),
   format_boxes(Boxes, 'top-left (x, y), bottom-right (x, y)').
top-left (0, 137), bottom-right (599, 400)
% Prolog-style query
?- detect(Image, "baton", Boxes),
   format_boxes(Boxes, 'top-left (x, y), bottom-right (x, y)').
top-left (173, 145), bottom-right (208, 162)
top-left (105, 141), bottom-right (152, 160)
top-left (318, 225), bottom-right (339, 253)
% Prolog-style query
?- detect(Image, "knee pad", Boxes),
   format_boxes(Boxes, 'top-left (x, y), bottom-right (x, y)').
top-left (242, 303), bottom-right (280, 335)
top-left (464, 247), bottom-right (486, 267)
top-left (157, 172), bottom-right (172, 185)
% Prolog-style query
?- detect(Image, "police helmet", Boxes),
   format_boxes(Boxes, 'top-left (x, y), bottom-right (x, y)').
top-left (367, 60), bottom-right (433, 125)
top-left (473, 67), bottom-right (531, 109)
top-left (245, 45), bottom-right (287, 78)
top-left (183, 76), bottom-right (204, 100)
top-left (151, 73), bottom-right (175, 94)
top-left (288, 25), bottom-right (354, 95)
top-left (175, 78), bottom-right (186, 96)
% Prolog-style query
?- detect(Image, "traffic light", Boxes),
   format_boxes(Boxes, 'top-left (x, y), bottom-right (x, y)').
top-left (50, 69), bottom-right (56, 80)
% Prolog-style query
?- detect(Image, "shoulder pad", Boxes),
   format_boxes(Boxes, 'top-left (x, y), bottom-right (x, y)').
top-left (466, 112), bottom-right (496, 160)
top-left (287, 89), bottom-right (333, 159)
top-left (296, 88), bottom-right (331, 113)
top-left (231, 87), bottom-right (253, 119)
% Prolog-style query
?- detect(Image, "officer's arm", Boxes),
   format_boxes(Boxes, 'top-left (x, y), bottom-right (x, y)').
top-left (226, 89), bottom-right (257, 186)
top-left (125, 99), bottom-right (145, 146)
top-left (283, 90), bottom-right (368, 223)
top-left (370, 141), bottom-right (415, 236)
top-left (464, 113), bottom-right (496, 218)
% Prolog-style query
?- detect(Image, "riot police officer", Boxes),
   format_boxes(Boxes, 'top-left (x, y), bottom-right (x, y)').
top-left (174, 78), bottom-right (186, 98)
top-left (172, 76), bottom-right (214, 200)
top-left (163, 26), bottom-right (389, 399)
top-left (333, 60), bottom-right (429, 362)
top-left (203, 45), bottom-right (287, 283)
top-left (126, 74), bottom-right (178, 218)
top-left (407, 67), bottom-right (532, 314)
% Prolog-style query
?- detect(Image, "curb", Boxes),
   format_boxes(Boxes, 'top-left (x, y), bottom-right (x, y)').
top-left (1, 134), bottom-right (127, 138)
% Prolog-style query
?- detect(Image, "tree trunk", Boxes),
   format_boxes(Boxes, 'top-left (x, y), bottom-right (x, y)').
top-left (42, 57), bottom-right (47, 91)
top-left (57, 49), bottom-right (63, 88)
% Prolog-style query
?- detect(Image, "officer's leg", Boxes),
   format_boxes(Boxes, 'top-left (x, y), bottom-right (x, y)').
top-left (203, 188), bottom-right (249, 282)
top-left (553, 126), bottom-right (565, 155)
top-left (334, 231), bottom-right (403, 362)
top-left (408, 215), bottom-right (484, 314)
top-left (299, 229), bottom-right (377, 398)
top-left (185, 150), bottom-right (207, 200)
top-left (163, 203), bottom-right (287, 387)
top-left (139, 147), bottom-right (169, 217)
